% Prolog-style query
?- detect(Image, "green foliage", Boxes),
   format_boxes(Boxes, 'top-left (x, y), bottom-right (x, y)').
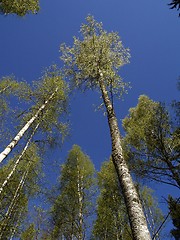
top-left (51, 145), bottom-right (96, 239)
top-left (93, 159), bottom-right (164, 239)
top-left (0, 76), bottom-right (19, 116)
top-left (123, 95), bottom-right (164, 151)
top-left (123, 95), bottom-right (180, 188)
top-left (20, 67), bottom-right (69, 148)
top-left (0, 0), bottom-right (40, 16)
top-left (0, 76), bottom-right (19, 95)
top-left (93, 159), bottom-right (132, 240)
top-left (60, 15), bottom-right (130, 97)
top-left (0, 76), bottom-right (33, 147)
top-left (137, 185), bottom-right (164, 238)
top-left (21, 223), bottom-right (36, 240)
top-left (168, 196), bottom-right (180, 240)
top-left (0, 143), bottom-right (41, 239)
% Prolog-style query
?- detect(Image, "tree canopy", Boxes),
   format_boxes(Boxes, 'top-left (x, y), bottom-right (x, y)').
top-left (123, 95), bottom-right (180, 188)
top-left (0, 0), bottom-right (40, 16)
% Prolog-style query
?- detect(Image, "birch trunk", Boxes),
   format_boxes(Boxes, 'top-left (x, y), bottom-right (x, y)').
top-left (77, 165), bottom-right (84, 240)
top-left (0, 88), bottom-right (58, 164)
top-left (0, 165), bottom-right (29, 239)
top-left (9, 208), bottom-right (23, 240)
top-left (99, 72), bottom-right (151, 240)
top-left (0, 123), bottom-right (39, 194)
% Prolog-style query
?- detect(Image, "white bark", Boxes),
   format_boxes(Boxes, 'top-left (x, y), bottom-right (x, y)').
top-left (0, 165), bottom-right (30, 239)
top-left (9, 209), bottom-right (23, 240)
top-left (0, 123), bottom-right (39, 194)
top-left (77, 161), bottom-right (84, 240)
top-left (99, 70), bottom-right (151, 240)
top-left (0, 88), bottom-right (58, 163)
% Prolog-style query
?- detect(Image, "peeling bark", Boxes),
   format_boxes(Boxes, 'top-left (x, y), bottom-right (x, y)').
top-left (99, 71), bottom-right (151, 240)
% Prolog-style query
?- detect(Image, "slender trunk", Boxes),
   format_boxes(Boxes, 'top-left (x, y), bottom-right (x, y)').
top-left (9, 208), bottom-right (23, 240)
top-left (0, 88), bottom-right (58, 163)
top-left (99, 71), bottom-right (151, 240)
top-left (0, 123), bottom-right (39, 194)
top-left (147, 207), bottom-right (160, 240)
top-left (0, 165), bottom-right (30, 239)
top-left (141, 199), bottom-right (154, 239)
top-left (77, 164), bottom-right (84, 240)
top-left (112, 194), bottom-right (123, 240)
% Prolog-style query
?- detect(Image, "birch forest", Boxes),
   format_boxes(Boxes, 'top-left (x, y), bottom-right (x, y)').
top-left (0, 2), bottom-right (180, 240)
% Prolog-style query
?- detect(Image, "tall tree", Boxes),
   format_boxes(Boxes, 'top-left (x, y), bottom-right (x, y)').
top-left (0, 68), bottom-right (68, 164)
top-left (51, 145), bottom-right (96, 240)
top-left (60, 16), bottom-right (151, 239)
top-left (0, 0), bottom-right (40, 16)
top-left (123, 95), bottom-right (180, 188)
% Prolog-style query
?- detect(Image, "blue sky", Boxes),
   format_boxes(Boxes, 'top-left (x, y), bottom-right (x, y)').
top-left (1, 0), bottom-right (180, 237)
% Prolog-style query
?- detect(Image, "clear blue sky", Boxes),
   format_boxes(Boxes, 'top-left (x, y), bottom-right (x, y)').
top-left (1, 0), bottom-right (180, 237)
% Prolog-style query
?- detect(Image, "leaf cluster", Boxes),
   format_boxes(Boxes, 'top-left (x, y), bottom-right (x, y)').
top-left (0, 0), bottom-right (40, 16)
top-left (168, 196), bottom-right (180, 239)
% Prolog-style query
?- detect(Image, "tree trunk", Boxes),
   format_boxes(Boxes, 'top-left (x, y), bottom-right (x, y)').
top-left (0, 88), bottom-right (58, 164)
top-left (99, 72), bottom-right (151, 240)
top-left (9, 208), bottom-right (23, 240)
top-left (77, 164), bottom-right (84, 240)
top-left (0, 123), bottom-right (39, 194)
top-left (0, 165), bottom-right (29, 239)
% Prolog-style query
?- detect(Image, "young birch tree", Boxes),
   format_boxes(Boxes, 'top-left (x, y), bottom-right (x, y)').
top-left (51, 145), bottom-right (96, 240)
top-left (60, 16), bottom-right (151, 240)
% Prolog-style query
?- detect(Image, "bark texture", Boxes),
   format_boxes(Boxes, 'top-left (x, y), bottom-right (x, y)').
top-left (99, 73), bottom-right (151, 240)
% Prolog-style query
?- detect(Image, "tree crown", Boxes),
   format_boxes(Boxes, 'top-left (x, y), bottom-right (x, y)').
top-left (60, 15), bottom-right (130, 96)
